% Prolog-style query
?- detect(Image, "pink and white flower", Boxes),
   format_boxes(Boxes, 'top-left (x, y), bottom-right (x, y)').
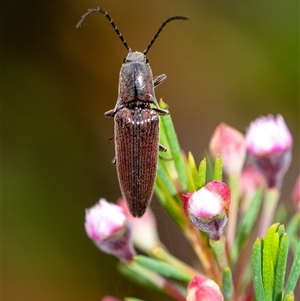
top-left (246, 115), bottom-right (292, 156)
top-left (183, 181), bottom-right (231, 240)
top-left (209, 123), bottom-right (246, 176)
top-left (85, 199), bottom-right (136, 262)
top-left (245, 115), bottom-right (293, 188)
top-left (186, 275), bottom-right (224, 301)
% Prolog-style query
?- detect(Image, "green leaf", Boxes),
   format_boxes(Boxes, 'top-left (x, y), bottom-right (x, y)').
top-left (197, 158), bottom-right (206, 189)
top-left (213, 155), bottom-right (222, 181)
top-left (188, 152), bottom-right (197, 187)
top-left (252, 239), bottom-right (266, 301)
top-left (274, 233), bottom-right (289, 301)
top-left (159, 100), bottom-right (188, 192)
top-left (231, 189), bottom-right (263, 263)
top-left (222, 268), bottom-right (234, 301)
top-left (156, 158), bottom-right (179, 198)
top-left (183, 153), bottom-right (196, 191)
top-left (277, 224), bottom-right (285, 236)
top-left (272, 232), bottom-right (280, 264)
top-left (205, 154), bottom-right (214, 182)
top-left (134, 255), bottom-right (192, 283)
top-left (118, 262), bottom-right (163, 293)
top-left (286, 213), bottom-right (300, 254)
top-left (284, 241), bottom-right (300, 298)
top-left (125, 298), bottom-right (146, 301)
top-left (154, 179), bottom-right (186, 230)
top-left (120, 259), bottom-right (187, 301)
top-left (158, 112), bottom-right (171, 158)
top-left (263, 224), bottom-right (279, 301)
top-left (283, 292), bottom-right (294, 301)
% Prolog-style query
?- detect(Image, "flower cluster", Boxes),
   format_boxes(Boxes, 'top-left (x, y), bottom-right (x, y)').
top-left (84, 110), bottom-right (298, 301)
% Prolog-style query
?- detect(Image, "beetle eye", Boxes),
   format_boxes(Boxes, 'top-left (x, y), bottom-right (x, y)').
top-left (146, 58), bottom-right (149, 64)
top-left (123, 57), bottom-right (127, 63)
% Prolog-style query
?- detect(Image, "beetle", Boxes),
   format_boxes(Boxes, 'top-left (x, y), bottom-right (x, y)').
top-left (77, 8), bottom-right (188, 217)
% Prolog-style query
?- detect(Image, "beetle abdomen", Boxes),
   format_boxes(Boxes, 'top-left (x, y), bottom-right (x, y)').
top-left (115, 106), bottom-right (159, 217)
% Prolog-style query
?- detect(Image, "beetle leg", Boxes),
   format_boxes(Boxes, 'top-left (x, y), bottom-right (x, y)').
top-left (153, 107), bottom-right (169, 116)
top-left (108, 136), bottom-right (114, 144)
top-left (153, 74), bottom-right (167, 87)
top-left (159, 144), bottom-right (167, 152)
top-left (159, 145), bottom-right (174, 161)
top-left (149, 96), bottom-right (169, 116)
top-left (104, 109), bottom-right (115, 117)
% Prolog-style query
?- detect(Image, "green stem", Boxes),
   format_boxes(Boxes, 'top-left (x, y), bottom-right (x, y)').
top-left (184, 224), bottom-right (219, 281)
top-left (210, 236), bottom-right (229, 270)
top-left (121, 262), bottom-right (186, 301)
top-left (226, 175), bottom-right (240, 249)
top-left (258, 188), bottom-right (280, 237)
top-left (151, 246), bottom-right (200, 278)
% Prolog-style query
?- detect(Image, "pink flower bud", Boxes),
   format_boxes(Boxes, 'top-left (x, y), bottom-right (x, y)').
top-left (85, 199), bottom-right (136, 263)
top-left (291, 175), bottom-right (300, 206)
top-left (118, 198), bottom-right (160, 253)
top-left (245, 115), bottom-right (293, 188)
top-left (209, 123), bottom-right (246, 176)
top-left (183, 181), bottom-right (231, 240)
top-left (186, 275), bottom-right (224, 301)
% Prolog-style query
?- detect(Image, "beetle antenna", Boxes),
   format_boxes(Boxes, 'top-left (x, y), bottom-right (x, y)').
top-left (76, 7), bottom-right (131, 52)
top-left (143, 15), bottom-right (189, 55)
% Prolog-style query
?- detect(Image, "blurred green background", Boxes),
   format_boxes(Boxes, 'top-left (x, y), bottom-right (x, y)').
top-left (3, 0), bottom-right (299, 300)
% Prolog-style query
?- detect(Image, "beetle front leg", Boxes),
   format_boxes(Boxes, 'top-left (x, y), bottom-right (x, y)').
top-left (153, 74), bottom-right (167, 87)
top-left (104, 109), bottom-right (115, 118)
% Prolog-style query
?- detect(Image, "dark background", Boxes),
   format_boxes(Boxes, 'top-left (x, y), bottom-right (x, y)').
top-left (3, 0), bottom-right (299, 300)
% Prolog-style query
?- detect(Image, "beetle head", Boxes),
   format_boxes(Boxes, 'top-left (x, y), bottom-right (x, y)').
top-left (124, 52), bottom-right (148, 64)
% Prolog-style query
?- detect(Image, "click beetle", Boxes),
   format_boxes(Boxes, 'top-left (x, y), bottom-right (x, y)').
top-left (77, 8), bottom-right (188, 217)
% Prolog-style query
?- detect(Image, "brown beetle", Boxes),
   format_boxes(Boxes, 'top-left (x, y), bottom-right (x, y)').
top-left (77, 8), bottom-right (188, 217)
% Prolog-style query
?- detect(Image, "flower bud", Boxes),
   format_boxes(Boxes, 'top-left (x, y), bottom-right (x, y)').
top-left (118, 198), bottom-right (161, 253)
top-left (186, 275), bottom-right (224, 301)
top-left (209, 123), bottom-right (246, 176)
top-left (183, 181), bottom-right (231, 240)
top-left (85, 199), bottom-right (136, 263)
top-left (245, 115), bottom-right (293, 188)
